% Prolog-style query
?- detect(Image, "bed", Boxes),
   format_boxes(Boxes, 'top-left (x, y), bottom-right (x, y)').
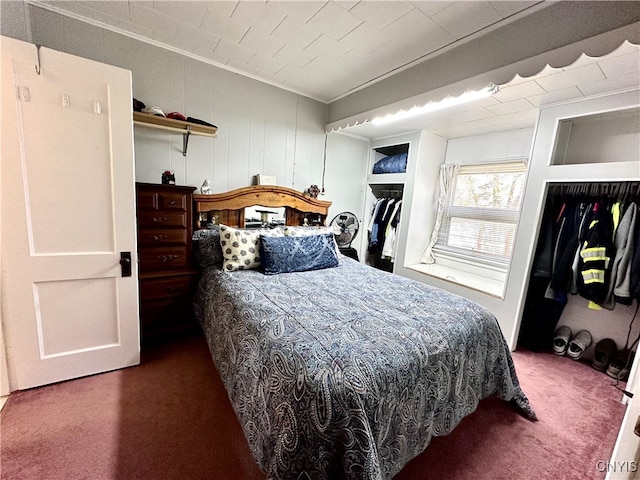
top-left (192, 186), bottom-right (536, 480)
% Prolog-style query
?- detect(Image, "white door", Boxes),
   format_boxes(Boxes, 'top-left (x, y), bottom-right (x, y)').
top-left (1, 36), bottom-right (140, 390)
top-left (607, 354), bottom-right (640, 480)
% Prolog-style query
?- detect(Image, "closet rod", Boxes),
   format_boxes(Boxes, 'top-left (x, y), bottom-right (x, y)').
top-left (550, 181), bottom-right (640, 197)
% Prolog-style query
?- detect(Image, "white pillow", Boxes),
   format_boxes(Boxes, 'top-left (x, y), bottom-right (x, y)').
top-left (219, 225), bottom-right (283, 272)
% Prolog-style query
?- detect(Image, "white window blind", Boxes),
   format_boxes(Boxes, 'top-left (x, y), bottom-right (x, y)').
top-left (434, 160), bottom-right (527, 266)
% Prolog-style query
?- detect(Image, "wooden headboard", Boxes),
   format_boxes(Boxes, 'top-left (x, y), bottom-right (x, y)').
top-left (193, 185), bottom-right (332, 230)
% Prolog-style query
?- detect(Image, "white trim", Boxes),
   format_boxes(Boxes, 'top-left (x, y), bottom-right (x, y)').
top-left (406, 263), bottom-right (505, 299)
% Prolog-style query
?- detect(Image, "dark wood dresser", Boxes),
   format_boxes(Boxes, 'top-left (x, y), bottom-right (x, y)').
top-left (135, 182), bottom-right (198, 343)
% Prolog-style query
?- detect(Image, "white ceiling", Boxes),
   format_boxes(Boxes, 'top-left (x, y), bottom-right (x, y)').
top-left (31, 0), bottom-right (640, 139)
top-left (35, 0), bottom-right (547, 102)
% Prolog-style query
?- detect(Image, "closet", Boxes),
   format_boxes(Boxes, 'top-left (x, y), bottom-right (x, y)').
top-left (518, 181), bottom-right (640, 353)
top-left (364, 142), bottom-right (409, 273)
top-left (513, 91), bottom-right (640, 377)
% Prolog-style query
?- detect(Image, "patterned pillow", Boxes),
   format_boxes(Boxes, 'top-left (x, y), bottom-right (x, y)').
top-left (192, 227), bottom-right (223, 268)
top-left (219, 225), bottom-right (283, 272)
top-left (260, 232), bottom-right (339, 275)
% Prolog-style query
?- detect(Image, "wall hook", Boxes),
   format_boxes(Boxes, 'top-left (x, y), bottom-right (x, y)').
top-left (34, 45), bottom-right (42, 75)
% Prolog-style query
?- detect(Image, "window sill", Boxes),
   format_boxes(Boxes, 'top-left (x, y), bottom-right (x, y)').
top-left (406, 263), bottom-right (505, 299)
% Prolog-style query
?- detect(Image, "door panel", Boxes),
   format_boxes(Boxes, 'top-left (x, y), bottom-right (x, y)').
top-left (35, 278), bottom-right (119, 357)
top-left (1, 36), bottom-right (140, 390)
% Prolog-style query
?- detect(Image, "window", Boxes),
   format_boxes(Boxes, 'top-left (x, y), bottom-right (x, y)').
top-left (434, 160), bottom-right (527, 267)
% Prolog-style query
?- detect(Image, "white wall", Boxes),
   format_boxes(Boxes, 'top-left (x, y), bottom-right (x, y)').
top-left (14, 6), bottom-right (327, 194)
top-left (444, 128), bottom-right (534, 166)
top-left (324, 133), bottom-right (369, 227)
top-left (399, 128), bottom-right (534, 339)
top-left (0, 3), bottom-right (371, 227)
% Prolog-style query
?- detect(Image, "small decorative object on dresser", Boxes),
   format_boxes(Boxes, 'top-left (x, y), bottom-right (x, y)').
top-left (161, 170), bottom-right (175, 185)
top-left (200, 179), bottom-right (212, 194)
top-left (135, 182), bottom-right (198, 343)
top-left (306, 184), bottom-right (320, 198)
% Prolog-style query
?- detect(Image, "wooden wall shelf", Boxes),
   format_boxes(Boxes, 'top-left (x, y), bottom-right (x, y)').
top-left (133, 111), bottom-right (217, 156)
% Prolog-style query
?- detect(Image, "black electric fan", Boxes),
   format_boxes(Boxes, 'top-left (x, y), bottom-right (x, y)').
top-left (329, 212), bottom-right (360, 261)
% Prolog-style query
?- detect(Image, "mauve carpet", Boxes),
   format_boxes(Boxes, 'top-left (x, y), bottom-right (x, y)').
top-left (0, 334), bottom-right (626, 480)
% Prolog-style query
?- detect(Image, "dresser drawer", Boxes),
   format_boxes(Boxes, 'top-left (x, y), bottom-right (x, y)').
top-left (140, 274), bottom-right (196, 301)
top-left (137, 211), bottom-right (187, 228)
top-left (136, 190), bottom-right (158, 211)
top-left (139, 247), bottom-right (190, 272)
top-left (159, 191), bottom-right (187, 211)
top-left (137, 228), bottom-right (188, 247)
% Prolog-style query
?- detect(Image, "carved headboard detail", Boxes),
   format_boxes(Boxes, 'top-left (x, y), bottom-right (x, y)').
top-left (193, 185), bottom-right (332, 230)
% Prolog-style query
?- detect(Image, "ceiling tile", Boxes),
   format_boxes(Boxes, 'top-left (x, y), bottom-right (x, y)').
top-left (431, 2), bottom-right (502, 38)
top-left (412, 1), bottom-right (455, 18)
top-left (240, 27), bottom-right (285, 57)
top-left (493, 81), bottom-right (547, 103)
top-left (383, 7), bottom-right (450, 41)
top-left (151, 1), bottom-right (208, 27)
top-left (597, 51), bottom-right (640, 79)
top-left (271, 16), bottom-right (323, 48)
top-left (232, 1), bottom-right (287, 35)
top-left (200, 6), bottom-right (250, 43)
top-left (484, 109), bottom-right (538, 126)
top-left (273, 45), bottom-right (317, 68)
top-left (270, 1), bottom-right (327, 23)
top-left (350, 1), bottom-right (414, 30)
top-left (177, 24), bottom-right (221, 55)
top-left (534, 64), bottom-right (606, 92)
top-left (526, 86), bottom-right (584, 107)
top-left (306, 2), bottom-right (363, 40)
top-left (338, 22), bottom-right (391, 54)
top-left (578, 72), bottom-right (640, 97)
top-left (486, 98), bottom-right (535, 115)
top-left (214, 37), bottom-right (255, 64)
top-left (247, 52), bottom-right (286, 75)
top-left (303, 34), bottom-right (351, 62)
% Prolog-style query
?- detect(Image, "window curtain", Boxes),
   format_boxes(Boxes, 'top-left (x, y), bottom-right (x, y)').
top-left (421, 164), bottom-right (459, 264)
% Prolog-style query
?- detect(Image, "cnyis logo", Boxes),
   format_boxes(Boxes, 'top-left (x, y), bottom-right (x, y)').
top-left (596, 461), bottom-right (638, 473)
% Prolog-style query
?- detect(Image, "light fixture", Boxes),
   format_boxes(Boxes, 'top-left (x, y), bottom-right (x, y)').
top-left (371, 83), bottom-right (499, 125)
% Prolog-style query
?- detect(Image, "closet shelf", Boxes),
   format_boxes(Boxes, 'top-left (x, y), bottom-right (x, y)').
top-left (133, 112), bottom-right (217, 156)
top-left (367, 173), bottom-right (407, 184)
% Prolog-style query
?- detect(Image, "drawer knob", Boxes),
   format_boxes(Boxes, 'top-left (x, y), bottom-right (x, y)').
top-left (152, 217), bottom-right (168, 223)
top-left (152, 234), bottom-right (168, 241)
top-left (158, 254), bottom-right (179, 263)
top-left (166, 284), bottom-right (185, 293)
top-left (169, 200), bottom-right (176, 205)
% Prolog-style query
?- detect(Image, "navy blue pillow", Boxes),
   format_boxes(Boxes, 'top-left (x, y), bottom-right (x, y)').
top-left (372, 152), bottom-right (407, 174)
top-left (260, 233), bottom-right (339, 275)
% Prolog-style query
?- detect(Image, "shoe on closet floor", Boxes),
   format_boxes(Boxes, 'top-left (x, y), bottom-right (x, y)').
top-left (553, 326), bottom-right (572, 355)
top-left (606, 350), bottom-right (635, 381)
top-left (566, 330), bottom-right (592, 360)
top-left (592, 338), bottom-right (617, 371)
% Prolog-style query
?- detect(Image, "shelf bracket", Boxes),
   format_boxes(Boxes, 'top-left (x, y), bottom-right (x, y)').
top-left (182, 126), bottom-right (191, 156)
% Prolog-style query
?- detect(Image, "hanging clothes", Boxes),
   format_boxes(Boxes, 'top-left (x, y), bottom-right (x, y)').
top-left (604, 201), bottom-right (638, 307)
top-left (519, 182), bottom-right (639, 351)
top-left (576, 200), bottom-right (615, 306)
top-left (381, 200), bottom-right (402, 260)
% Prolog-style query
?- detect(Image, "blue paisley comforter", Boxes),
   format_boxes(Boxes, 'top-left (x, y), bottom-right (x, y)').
top-left (193, 256), bottom-right (536, 480)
